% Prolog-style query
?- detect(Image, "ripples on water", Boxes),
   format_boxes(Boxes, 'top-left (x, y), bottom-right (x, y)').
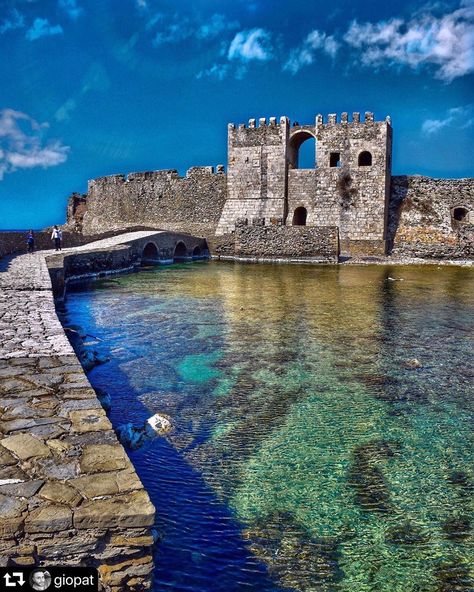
top-left (64, 262), bottom-right (474, 592)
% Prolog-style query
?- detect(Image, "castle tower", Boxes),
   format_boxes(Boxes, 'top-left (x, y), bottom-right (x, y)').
top-left (216, 116), bottom-right (289, 235)
top-left (217, 111), bottom-right (393, 257)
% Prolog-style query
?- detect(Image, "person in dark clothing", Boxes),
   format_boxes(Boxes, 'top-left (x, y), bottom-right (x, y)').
top-left (26, 230), bottom-right (35, 253)
top-left (51, 225), bottom-right (62, 251)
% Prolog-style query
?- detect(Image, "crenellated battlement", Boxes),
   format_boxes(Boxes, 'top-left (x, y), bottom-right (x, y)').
top-left (228, 116), bottom-right (287, 130)
top-left (89, 166), bottom-right (225, 191)
top-left (315, 111), bottom-right (391, 125)
top-left (228, 112), bottom-right (391, 132)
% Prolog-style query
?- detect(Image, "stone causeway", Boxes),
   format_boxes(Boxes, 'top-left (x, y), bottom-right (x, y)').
top-left (0, 232), bottom-right (187, 590)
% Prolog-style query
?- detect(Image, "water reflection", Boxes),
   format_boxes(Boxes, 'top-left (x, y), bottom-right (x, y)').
top-left (65, 262), bottom-right (474, 592)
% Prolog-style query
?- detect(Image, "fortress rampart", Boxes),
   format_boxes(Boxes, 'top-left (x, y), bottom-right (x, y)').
top-left (80, 166), bottom-right (226, 238)
top-left (67, 112), bottom-right (473, 261)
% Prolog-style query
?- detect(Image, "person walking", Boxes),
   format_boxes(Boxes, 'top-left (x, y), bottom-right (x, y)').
top-left (51, 225), bottom-right (62, 251)
top-left (26, 230), bottom-right (35, 253)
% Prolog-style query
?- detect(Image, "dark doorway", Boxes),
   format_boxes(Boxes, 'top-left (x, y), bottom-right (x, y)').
top-left (292, 207), bottom-right (307, 226)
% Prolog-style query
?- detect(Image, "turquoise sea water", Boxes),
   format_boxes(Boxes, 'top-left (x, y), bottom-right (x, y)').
top-left (64, 262), bottom-right (474, 592)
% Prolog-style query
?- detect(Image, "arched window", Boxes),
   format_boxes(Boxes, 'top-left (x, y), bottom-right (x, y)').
top-left (358, 151), bottom-right (372, 166)
top-left (452, 206), bottom-right (470, 223)
top-left (288, 131), bottom-right (316, 169)
top-left (292, 207), bottom-right (307, 226)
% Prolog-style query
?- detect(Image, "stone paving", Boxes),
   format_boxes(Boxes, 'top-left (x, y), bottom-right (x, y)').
top-left (0, 233), bottom-right (156, 588)
top-left (0, 232), bottom-right (162, 359)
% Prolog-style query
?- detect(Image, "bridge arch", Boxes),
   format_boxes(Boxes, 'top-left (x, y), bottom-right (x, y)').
top-left (141, 242), bottom-right (159, 264)
top-left (173, 241), bottom-right (188, 260)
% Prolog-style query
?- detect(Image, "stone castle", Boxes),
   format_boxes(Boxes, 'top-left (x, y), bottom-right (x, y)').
top-left (67, 112), bottom-right (473, 260)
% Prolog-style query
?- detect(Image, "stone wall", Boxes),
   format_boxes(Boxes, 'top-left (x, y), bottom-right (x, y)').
top-left (79, 167), bottom-right (227, 237)
top-left (232, 223), bottom-right (338, 261)
top-left (388, 176), bottom-right (474, 259)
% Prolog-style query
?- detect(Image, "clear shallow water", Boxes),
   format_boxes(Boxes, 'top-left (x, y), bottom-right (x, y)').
top-left (64, 262), bottom-right (474, 592)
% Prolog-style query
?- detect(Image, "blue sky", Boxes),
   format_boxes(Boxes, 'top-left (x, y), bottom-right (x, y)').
top-left (0, 0), bottom-right (473, 229)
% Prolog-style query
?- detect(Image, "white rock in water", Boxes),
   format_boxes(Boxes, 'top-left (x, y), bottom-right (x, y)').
top-left (147, 413), bottom-right (172, 435)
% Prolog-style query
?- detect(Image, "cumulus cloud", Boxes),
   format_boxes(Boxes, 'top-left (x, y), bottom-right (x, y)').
top-left (344, 3), bottom-right (474, 81)
top-left (284, 29), bottom-right (339, 74)
top-left (422, 104), bottom-right (474, 134)
top-left (228, 28), bottom-right (273, 61)
top-left (58, 0), bottom-right (83, 20)
top-left (0, 9), bottom-right (25, 35)
top-left (26, 18), bottom-right (63, 41)
top-left (0, 109), bottom-right (69, 180)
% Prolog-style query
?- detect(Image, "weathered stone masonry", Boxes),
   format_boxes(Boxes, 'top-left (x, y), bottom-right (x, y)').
top-left (68, 112), bottom-right (473, 260)
top-left (81, 167), bottom-right (227, 238)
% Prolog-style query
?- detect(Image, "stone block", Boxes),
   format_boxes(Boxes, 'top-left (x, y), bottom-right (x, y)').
top-left (0, 434), bottom-right (51, 460)
top-left (38, 481), bottom-right (82, 506)
top-left (25, 504), bottom-right (73, 533)
top-left (69, 409), bottom-right (112, 433)
top-left (79, 444), bottom-right (129, 474)
top-left (70, 469), bottom-right (142, 498)
top-left (74, 491), bottom-right (155, 529)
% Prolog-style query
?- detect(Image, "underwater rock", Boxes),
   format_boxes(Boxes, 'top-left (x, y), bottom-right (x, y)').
top-left (147, 413), bottom-right (172, 435)
top-left (347, 440), bottom-right (399, 514)
top-left (117, 414), bottom-right (172, 450)
top-left (447, 471), bottom-right (472, 490)
top-left (386, 522), bottom-right (429, 546)
top-left (436, 560), bottom-right (474, 592)
top-left (244, 513), bottom-right (343, 592)
top-left (405, 358), bottom-right (422, 369)
top-left (442, 516), bottom-right (471, 541)
top-left (78, 348), bottom-right (110, 372)
top-left (116, 423), bottom-right (148, 450)
top-left (95, 387), bottom-right (112, 412)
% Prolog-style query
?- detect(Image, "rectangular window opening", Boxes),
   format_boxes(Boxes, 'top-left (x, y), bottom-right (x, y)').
top-left (330, 152), bottom-right (341, 167)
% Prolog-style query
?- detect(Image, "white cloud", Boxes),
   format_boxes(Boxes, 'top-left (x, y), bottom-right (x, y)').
top-left (0, 9), bottom-right (25, 35)
top-left (152, 18), bottom-right (192, 46)
top-left (0, 109), bottom-right (69, 180)
top-left (26, 18), bottom-right (63, 41)
top-left (196, 63), bottom-right (230, 80)
top-left (228, 28), bottom-right (273, 61)
top-left (422, 104), bottom-right (474, 134)
top-left (284, 29), bottom-right (340, 74)
top-left (58, 0), bottom-right (83, 20)
top-left (344, 3), bottom-right (474, 81)
top-left (196, 14), bottom-right (239, 40)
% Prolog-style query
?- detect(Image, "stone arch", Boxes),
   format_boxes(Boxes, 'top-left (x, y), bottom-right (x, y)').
top-left (358, 151), bottom-right (372, 166)
top-left (292, 206), bottom-right (307, 226)
top-left (173, 241), bottom-right (188, 260)
top-left (288, 130), bottom-right (317, 169)
top-left (451, 206), bottom-right (470, 223)
top-left (142, 242), bottom-right (159, 264)
top-left (192, 246), bottom-right (202, 258)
